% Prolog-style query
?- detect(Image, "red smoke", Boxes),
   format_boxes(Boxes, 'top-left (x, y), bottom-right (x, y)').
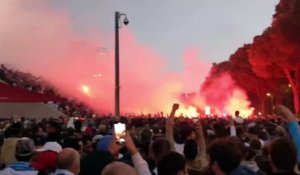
top-left (0, 1), bottom-right (253, 117)
top-left (199, 73), bottom-right (254, 117)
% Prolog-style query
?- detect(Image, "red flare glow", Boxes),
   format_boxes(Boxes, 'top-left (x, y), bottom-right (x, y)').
top-left (0, 1), bottom-right (254, 118)
top-left (81, 85), bottom-right (90, 96)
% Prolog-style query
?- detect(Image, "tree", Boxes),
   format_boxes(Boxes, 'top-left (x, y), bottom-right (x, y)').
top-left (229, 44), bottom-right (285, 114)
top-left (249, 0), bottom-right (300, 113)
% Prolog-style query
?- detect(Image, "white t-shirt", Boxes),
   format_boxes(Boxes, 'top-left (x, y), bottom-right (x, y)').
top-left (175, 143), bottom-right (184, 155)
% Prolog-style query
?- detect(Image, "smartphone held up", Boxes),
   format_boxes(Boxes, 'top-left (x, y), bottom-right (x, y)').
top-left (114, 122), bottom-right (126, 144)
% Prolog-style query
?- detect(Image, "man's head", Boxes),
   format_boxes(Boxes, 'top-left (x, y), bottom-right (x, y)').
top-left (269, 137), bottom-right (297, 172)
top-left (15, 138), bottom-right (35, 162)
top-left (82, 137), bottom-right (93, 154)
top-left (101, 161), bottom-right (137, 175)
top-left (157, 151), bottom-right (187, 175)
top-left (57, 148), bottom-right (80, 175)
top-left (208, 137), bottom-right (243, 174)
top-left (183, 140), bottom-right (198, 161)
top-left (235, 111), bottom-right (240, 117)
top-left (46, 121), bottom-right (61, 142)
top-left (150, 138), bottom-right (171, 163)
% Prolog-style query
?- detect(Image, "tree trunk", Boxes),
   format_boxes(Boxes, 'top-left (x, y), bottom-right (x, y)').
top-left (260, 96), bottom-right (265, 114)
top-left (256, 89), bottom-right (265, 114)
top-left (292, 89), bottom-right (299, 114)
top-left (283, 68), bottom-right (299, 114)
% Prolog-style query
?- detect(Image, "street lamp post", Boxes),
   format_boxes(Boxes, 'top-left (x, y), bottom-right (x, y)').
top-left (266, 93), bottom-right (274, 112)
top-left (115, 11), bottom-right (129, 119)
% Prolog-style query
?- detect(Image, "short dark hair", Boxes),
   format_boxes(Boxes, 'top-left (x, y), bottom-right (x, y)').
top-left (208, 137), bottom-right (243, 174)
top-left (157, 151), bottom-right (186, 175)
top-left (151, 138), bottom-right (171, 162)
top-left (184, 140), bottom-right (198, 160)
top-left (269, 138), bottom-right (297, 171)
top-left (250, 139), bottom-right (262, 150)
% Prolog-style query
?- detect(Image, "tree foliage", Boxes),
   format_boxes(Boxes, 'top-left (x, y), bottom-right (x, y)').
top-left (203, 0), bottom-right (300, 114)
top-left (248, 0), bottom-right (300, 113)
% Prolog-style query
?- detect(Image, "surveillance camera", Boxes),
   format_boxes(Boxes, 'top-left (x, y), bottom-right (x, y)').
top-left (123, 18), bottom-right (129, 25)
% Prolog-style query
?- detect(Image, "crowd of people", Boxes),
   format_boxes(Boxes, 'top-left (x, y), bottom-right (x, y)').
top-left (0, 103), bottom-right (299, 175)
top-left (0, 64), bottom-right (94, 118)
top-left (1, 65), bottom-right (300, 175)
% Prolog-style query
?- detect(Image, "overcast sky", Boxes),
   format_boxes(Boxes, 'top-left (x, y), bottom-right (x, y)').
top-left (49, 0), bottom-right (278, 70)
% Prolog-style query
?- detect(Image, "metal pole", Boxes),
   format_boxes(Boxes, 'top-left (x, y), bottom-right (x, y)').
top-left (271, 95), bottom-right (274, 110)
top-left (115, 11), bottom-right (120, 118)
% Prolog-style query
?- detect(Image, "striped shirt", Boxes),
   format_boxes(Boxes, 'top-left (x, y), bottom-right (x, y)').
top-left (5, 161), bottom-right (37, 175)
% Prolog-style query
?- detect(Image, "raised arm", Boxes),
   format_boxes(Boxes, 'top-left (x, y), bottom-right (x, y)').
top-left (196, 121), bottom-right (206, 159)
top-left (166, 103), bottom-right (179, 151)
top-left (276, 105), bottom-right (300, 163)
top-left (124, 132), bottom-right (152, 175)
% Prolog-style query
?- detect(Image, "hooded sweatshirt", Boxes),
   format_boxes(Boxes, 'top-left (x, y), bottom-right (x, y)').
top-left (0, 138), bottom-right (19, 164)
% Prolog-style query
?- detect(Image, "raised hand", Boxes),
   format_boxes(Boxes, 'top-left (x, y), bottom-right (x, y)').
top-left (276, 105), bottom-right (296, 122)
top-left (124, 131), bottom-right (138, 155)
top-left (172, 103), bottom-right (180, 111)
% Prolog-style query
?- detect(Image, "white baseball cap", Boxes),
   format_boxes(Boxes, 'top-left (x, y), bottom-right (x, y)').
top-left (36, 142), bottom-right (62, 153)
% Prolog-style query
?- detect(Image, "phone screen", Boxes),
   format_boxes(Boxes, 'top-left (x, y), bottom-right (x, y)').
top-left (114, 122), bottom-right (126, 144)
top-left (192, 118), bottom-right (199, 123)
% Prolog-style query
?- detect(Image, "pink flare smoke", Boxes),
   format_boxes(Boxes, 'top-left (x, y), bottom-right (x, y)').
top-left (199, 73), bottom-right (254, 117)
top-left (0, 1), bottom-right (253, 117)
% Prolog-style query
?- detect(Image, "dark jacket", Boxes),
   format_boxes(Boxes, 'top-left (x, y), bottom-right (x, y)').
top-left (230, 165), bottom-right (258, 175)
top-left (79, 150), bottom-right (114, 175)
top-left (268, 172), bottom-right (300, 175)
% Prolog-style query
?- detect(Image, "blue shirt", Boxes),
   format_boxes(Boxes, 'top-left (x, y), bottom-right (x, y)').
top-left (55, 169), bottom-right (75, 175)
top-left (288, 121), bottom-right (300, 163)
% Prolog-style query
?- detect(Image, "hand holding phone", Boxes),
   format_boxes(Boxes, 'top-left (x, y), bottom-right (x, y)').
top-left (114, 122), bottom-right (126, 144)
top-left (124, 131), bottom-right (138, 155)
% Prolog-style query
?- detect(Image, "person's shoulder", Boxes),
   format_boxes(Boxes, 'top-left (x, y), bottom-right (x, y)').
top-left (0, 167), bottom-right (18, 175)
